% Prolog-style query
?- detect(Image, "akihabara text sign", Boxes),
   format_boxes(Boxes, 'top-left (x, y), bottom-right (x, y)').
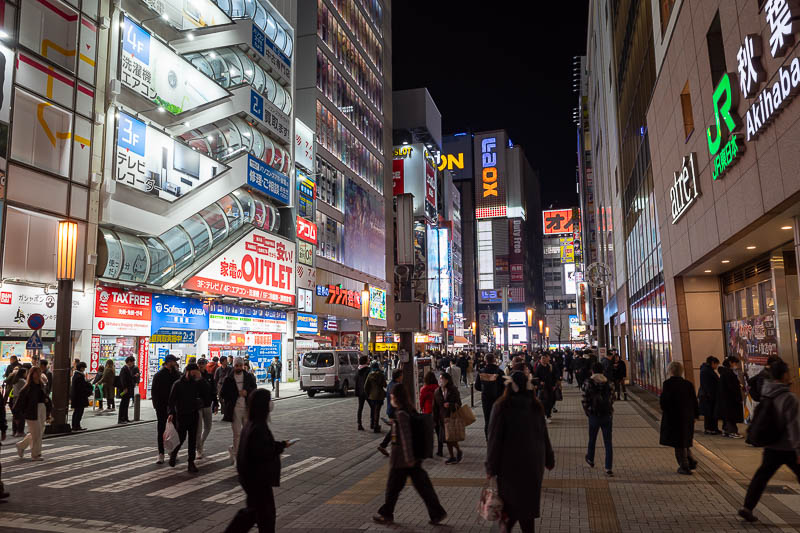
top-left (184, 229), bottom-right (296, 305)
top-left (543, 209), bottom-right (580, 235)
top-left (94, 286), bottom-right (152, 336)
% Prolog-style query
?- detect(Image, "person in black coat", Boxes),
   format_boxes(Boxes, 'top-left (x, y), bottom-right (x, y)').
top-left (151, 355), bottom-right (180, 464)
top-left (716, 356), bottom-right (744, 438)
top-left (225, 389), bottom-right (294, 533)
top-left (487, 371), bottom-right (555, 532)
top-left (70, 362), bottom-right (93, 431)
top-left (534, 353), bottom-right (557, 420)
top-left (118, 356), bottom-right (136, 424)
top-left (355, 355), bottom-right (371, 431)
top-left (474, 353), bottom-right (505, 438)
top-left (167, 363), bottom-right (203, 472)
top-left (698, 356), bottom-right (721, 434)
top-left (660, 361), bottom-right (699, 475)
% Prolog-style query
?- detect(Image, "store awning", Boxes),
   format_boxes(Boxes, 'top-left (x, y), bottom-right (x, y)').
top-left (454, 336), bottom-right (470, 344)
top-left (297, 334), bottom-right (333, 344)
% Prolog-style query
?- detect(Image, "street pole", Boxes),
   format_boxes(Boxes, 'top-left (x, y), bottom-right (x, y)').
top-left (502, 286), bottom-right (509, 360)
top-left (361, 287), bottom-right (370, 361)
top-left (595, 287), bottom-right (606, 348)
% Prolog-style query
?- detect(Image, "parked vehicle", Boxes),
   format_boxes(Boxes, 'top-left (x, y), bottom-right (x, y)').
top-left (300, 350), bottom-right (359, 397)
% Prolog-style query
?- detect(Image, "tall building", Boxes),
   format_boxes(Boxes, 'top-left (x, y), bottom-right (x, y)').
top-left (542, 209), bottom-right (582, 346)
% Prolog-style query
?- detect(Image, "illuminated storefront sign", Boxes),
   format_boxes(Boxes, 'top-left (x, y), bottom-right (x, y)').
top-left (0, 282), bottom-right (91, 330)
top-left (480, 137), bottom-right (498, 198)
top-left (296, 216), bottom-right (318, 245)
top-left (208, 303), bottom-right (287, 333)
top-left (543, 209), bottom-right (580, 235)
top-left (474, 132), bottom-right (508, 218)
top-left (509, 219), bottom-right (523, 282)
top-left (321, 285), bottom-right (362, 309)
top-left (121, 16), bottom-right (227, 115)
top-left (564, 263), bottom-right (577, 295)
top-left (250, 22), bottom-right (291, 84)
top-left (247, 154), bottom-right (291, 205)
top-left (393, 146), bottom-right (413, 158)
top-left (151, 329), bottom-right (196, 344)
top-left (296, 312), bottom-right (319, 334)
top-left (248, 88), bottom-right (291, 143)
top-left (150, 294), bottom-right (209, 333)
top-left (670, 153), bottom-right (700, 224)
top-left (707, 73), bottom-right (743, 180)
top-left (184, 229), bottom-right (296, 305)
top-left (437, 228), bottom-right (451, 318)
top-left (94, 285), bottom-right (152, 337)
top-left (298, 241), bottom-right (314, 266)
top-left (369, 286), bottom-right (387, 321)
top-left (115, 110), bottom-right (228, 201)
top-left (436, 152), bottom-right (465, 171)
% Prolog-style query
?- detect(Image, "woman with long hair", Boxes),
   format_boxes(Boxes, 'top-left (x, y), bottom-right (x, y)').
top-left (487, 371), bottom-right (555, 532)
top-left (418, 371), bottom-right (441, 455)
top-left (101, 359), bottom-right (116, 411)
top-left (13, 366), bottom-right (51, 461)
top-left (433, 372), bottom-right (463, 464)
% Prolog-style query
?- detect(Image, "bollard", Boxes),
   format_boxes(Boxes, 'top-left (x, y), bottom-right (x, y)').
top-left (471, 382), bottom-right (474, 407)
top-left (276, 380), bottom-right (280, 399)
top-left (133, 393), bottom-right (140, 421)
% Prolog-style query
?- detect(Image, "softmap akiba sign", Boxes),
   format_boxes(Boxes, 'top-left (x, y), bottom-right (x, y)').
top-left (296, 216), bottom-right (318, 245)
top-left (94, 286), bottom-right (152, 336)
top-left (150, 294), bottom-right (209, 333)
top-left (184, 229), bottom-right (296, 305)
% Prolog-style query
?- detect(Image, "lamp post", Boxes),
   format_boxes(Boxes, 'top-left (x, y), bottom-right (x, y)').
top-left (526, 308), bottom-right (533, 354)
top-left (545, 326), bottom-right (550, 350)
top-left (538, 319), bottom-right (544, 349)
top-left (361, 287), bottom-right (370, 361)
top-left (471, 320), bottom-right (477, 353)
top-left (49, 220), bottom-right (78, 434)
top-left (442, 316), bottom-right (448, 360)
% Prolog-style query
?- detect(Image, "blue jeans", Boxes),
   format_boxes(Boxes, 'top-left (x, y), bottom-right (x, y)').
top-left (587, 414), bottom-right (613, 470)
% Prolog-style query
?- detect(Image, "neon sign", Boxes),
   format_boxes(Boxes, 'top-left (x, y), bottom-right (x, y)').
top-left (706, 73), bottom-right (744, 180)
top-left (481, 138), bottom-right (498, 197)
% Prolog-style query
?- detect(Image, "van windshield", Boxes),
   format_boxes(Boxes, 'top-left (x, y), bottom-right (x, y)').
top-left (303, 352), bottom-right (334, 368)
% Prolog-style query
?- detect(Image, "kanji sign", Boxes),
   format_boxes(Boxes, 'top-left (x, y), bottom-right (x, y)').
top-left (543, 209), bottom-right (580, 235)
top-left (296, 216), bottom-right (318, 245)
top-left (94, 285), bottom-right (152, 336)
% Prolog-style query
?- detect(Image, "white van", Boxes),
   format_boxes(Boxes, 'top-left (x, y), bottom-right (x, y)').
top-left (299, 349), bottom-right (359, 397)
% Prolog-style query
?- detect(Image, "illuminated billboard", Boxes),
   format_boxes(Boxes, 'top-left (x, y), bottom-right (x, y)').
top-left (474, 131), bottom-right (508, 219)
top-left (543, 208), bottom-right (580, 235)
top-left (427, 224), bottom-right (440, 306)
top-left (369, 287), bottom-right (387, 321)
top-left (438, 228), bottom-right (451, 319)
top-left (439, 133), bottom-right (473, 182)
top-left (564, 263), bottom-right (577, 295)
top-left (392, 144), bottom-right (438, 221)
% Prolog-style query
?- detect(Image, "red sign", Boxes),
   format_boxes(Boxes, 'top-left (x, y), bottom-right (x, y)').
top-left (296, 216), bottom-right (318, 245)
top-left (392, 159), bottom-right (404, 196)
top-left (325, 284), bottom-right (361, 309)
top-left (425, 160), bottom-right (436, 213)
top-left (138, 337), bottom-right (149, 398)
top-left (543, 208), bottom-right (580, 235)
top-left (0, 292), bottom-right (11, 305)
top-left (89, 335), bottom-right (100, 373)
top-left (93, 286), bottom-right (152, 336)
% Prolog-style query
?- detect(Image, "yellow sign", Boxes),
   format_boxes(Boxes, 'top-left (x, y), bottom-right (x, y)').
top-left (560, 245), bottom-right (575, 263)
top-left (393, 146), bottom-right (414, 158)
top-left (358, 343), bottom-right (399, 352)
top-left (437, 153), bottom-right (464, 171)
top-left (150, 334), bottom-right (184, 343)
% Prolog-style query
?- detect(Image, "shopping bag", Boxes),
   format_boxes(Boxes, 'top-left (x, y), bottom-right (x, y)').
top-left (163, 420), bottom-right (180, 454)
top-left (457, 404), bottom-right (477, 426)
top-left (444, 415), bottom-right (465, 442)
top-left (478, 476), bottom-right (504, 522)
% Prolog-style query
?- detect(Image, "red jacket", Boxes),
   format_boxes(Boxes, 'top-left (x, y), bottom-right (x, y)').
top-left (419, 383), bottom-right (438, 414)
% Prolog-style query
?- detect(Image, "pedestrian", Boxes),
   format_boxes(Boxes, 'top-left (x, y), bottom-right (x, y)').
top-left (659, 361), bottom-right (699, 475)
top-left (13, 366), bottom-right (51, 461)
top-left (151, 354), bottom-right (180, 464)
top-left (475, 353), bottom-right (504, 438)
top-left (3, 355), bottom-right (19, 380)
top-left (70, 361), bottom-right (92, 431)
top-left (221, 357), bottom-right (257, 465)
top-left (225, 389), bottom-right (295, 533)
top-left (268, 359), bottom-right (278, 391)
top-left (363, 361), bottom-right (387, 433)
top-left (0, 384), bottom-right (8, 500)
top-left (39, 360), bottom-right (53, 397)
top-left (747, 355), bottom-right (780, 404)
top-left (372, 384), bottom-right (447, 526)
top-left (117, 355), bottom-right (136, 424)
top-left (378, 369), bottom-right (404, 456)
top-left (466, 356), bottom-right (474, 385)
top-left (612, 354), bottom-right (627, 400)
top-left (2, 355), bottom-right (20, 403)
top-left (167, 363), bottom-right (203, 473)
top-left (214, 356), bottom-right (233, 418)
top-left (196, 357), bottom-right (215, 459)
top-left (434, 372), bottom-right (463, 465)
top-left (207, 356), bottom-right (220, 413)
top-left (564, 349), bottom-right (574, 384)
top-left (716, 356), bottom-right (744, 438)
top-left (9, 366), bottom-right (27, 437)
top-left (582, 362), bottom-right (614, 476)
top-left (457, 354), bottom-right (468, 385)
top-left (487, 370), bottom-right (555, 532)
top-left (355, 355), bottom-right (371, 431)
top-left (698, 356), bottom-right (721, 435)
top-left (101, 359), bottom-right (116, 411)
top-left (738, 359), bottom-right (800, 523)
top-left (448, 359), bottom-right (461, 386)
top-left (419, 371), bottom-right (438, 415)
top-left (534, 353), bottom-right (557, 422)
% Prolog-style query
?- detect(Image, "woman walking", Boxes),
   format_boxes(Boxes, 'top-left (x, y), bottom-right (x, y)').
top-left (101, 359), bottom-right (116, 411)
top-left (225, 389), bottom-right (295, 533)
top-left (419, 371), bottom-right (441, 456)
top-left (13, 366), bottom-right (51, 461)
top-left (659, 361), bottom-right (699, 474)
top-left (716, 356), bottom-right (744, 438)
top-left (373, 384), bottom-right (447, 526)
top-left (433, 372), bottom-right (463, 464)
top-left (487, 370), bottom-right (554, 532)
top-left (9, 366), bottom-right (27, 437)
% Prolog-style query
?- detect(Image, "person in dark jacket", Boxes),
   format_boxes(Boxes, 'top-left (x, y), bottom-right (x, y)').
top-left (612, 355), bottom-right (627, 400)
top-left (363, 362), bottom-right (387, 433)
top-left (0, 381), bottom-right (7, 499)
top-left (117, 356), bottom-right (136, 424)
top-left (151, 354), bottom-right (180, 464)
top-left (354, 355), bottom-right (371, 431)
top-left (221, 357), bottom-right (257, 464)
top-left (487, 371), bottom-right (555, 532)
top-left (433, 372), bottom-right (463, 464)
top-left (377, 369), bottom-right (404, 456)
top-left (100, 359), bottom-right (116, 410)
top-left (70, 362), bottom-right (92, 431)
top-left (195, 358), bottom-right (215, 459)
top-left (747, 355), bottom-right (780, 404)
top-left (39, 360), bottom-right (53, 397)
top-left (373, 384), bottom-right (447, 526)
top-left (534, 353), bottom-right (557, 421)
top-left (475, 353), bottom-right (505, 438)
top-left (225, 388), bottom-right (294, 533)
top-left (660, 361), bottom-right (700, 474)
top-left (456, 354), bottom-right (468, 385)
top-left (716, 356), bottom-right (744, 438)
top-left (582, 362), bottom-right (614, 476)
top-left (13, 366), bottom-right (51, 461)
top-left (739, 359), bottom-right (800, 523)
top-left (167, 363), bottom-right (203, 473)
top-left (698, 356), bottom-right (721, 434)
top-left (564, 350), bottom-right (574, 384)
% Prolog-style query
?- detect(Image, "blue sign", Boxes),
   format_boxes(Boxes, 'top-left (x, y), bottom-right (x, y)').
top-left (247, 154), bottom-right (290, 205)
top-left (26, 331), bottom-right (43, 350)
top-left (123, 16), bottom-right (150, 63)
top-left (480, 289), bottom-right (501, 303)
top-left (209, 303), bottom-right (287, 321)
top-left (296, 313), bottom-right (318, 334)
top-left (247, 342), bottom-right (281, 369)
top-left (152, 329), bottom-right (196, 344)
top-left (150, 294), bottom-right (209, 334)
top-left (251, 24), bottom-right (265, 56)
top-left (117, 111), bottom-right (146, 156)
top-left (316, 285), bottom-right (330, 297)
top-left (249, 89), bottom-right (264, 121)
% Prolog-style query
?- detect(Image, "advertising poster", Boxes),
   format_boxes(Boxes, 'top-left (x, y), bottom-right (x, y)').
top-left (93, 286), bottom-right (152, 337)
top-left (344, 178), bottom-right (386, 279)
top-left (726, 314), bottom-right (778, 371)
top-left (425, 159), bottom-right (436, 220)
top-left (296, 313), bottom-right (319, 334)
top-left (247, 154), bottom-right (291, 206)
top-left (426, 224), bottom-right (440, 306)
top-left (369, 287), bottom-right (387, 321)
top-left (185, 229), bottom-right (296, 305)
top-left (392, 158), bottom-right (404, 196)
top-left (564, 263), bottom-right (577, 295)
top-left (115, 110), bottom-right (228, 201)
top-left (295, 119), bottom-right (315, 171)
top-left (412, 221), bottom-right (427, 302)
top-left (543, 208), bottom-right (580, 235)
top-left (437, 228), bottom-right (451, 317)
top-left (120, 16), bottom-right (227, 115)
top-left (150, 294), bottom-right (209, 334)
top-left (208, 303), bottom-right (287, 333)
top-left (0, 283), bottom-right (92, 330)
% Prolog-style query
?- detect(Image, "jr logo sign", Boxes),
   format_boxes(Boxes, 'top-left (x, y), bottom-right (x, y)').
top-left (707, 73), bottom-right (744, 180)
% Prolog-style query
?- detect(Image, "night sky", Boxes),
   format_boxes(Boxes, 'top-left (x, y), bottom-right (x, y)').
top-left (392, 1), bottom-right (589, 209)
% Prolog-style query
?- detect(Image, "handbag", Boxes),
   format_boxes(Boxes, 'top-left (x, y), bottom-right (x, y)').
top-left (478, 476), bottom-right (503, 522)
top-left (163, 420), bottom-right (180, 454)
top-left (444, 415), bottom-right (465, 442)
top-left (457, 404), bottom-right (477, 426)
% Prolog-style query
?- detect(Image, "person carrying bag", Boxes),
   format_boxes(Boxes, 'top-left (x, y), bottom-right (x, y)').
top-left (434, 372), bottom-right (464, 464)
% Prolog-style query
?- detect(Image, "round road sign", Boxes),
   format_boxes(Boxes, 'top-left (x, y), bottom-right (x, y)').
top-left (27, 313), bottom-right (45, 330)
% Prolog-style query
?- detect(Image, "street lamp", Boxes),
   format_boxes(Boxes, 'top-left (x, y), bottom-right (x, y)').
top-left (545, 326), bottom-right (550, 349)
top-left (361, 287), bottom-right (370, 360)
top-left (538, 319), bottom-right (544, 349)
top-left (442, 316), bottom-right (448, 359)
top-left (50, 220), bottom-right (78, 433)
top-left (526, 308), bottom-right (533, 354)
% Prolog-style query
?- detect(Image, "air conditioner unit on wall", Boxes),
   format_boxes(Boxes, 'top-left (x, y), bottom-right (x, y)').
top-left (394, 301), bottom-right (423, 332)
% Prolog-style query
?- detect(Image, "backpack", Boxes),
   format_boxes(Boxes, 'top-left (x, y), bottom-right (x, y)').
top-left (586, 380), bottom-right (613, 417)
top-left (746, 390), bottom-right (787, 447)
top-left (410, 412), bottom-right (434, 459)
top-left (747, 373), bottom-right (765, 403)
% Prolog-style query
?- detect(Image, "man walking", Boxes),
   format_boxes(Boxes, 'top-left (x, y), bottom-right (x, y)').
top-left (535, 353), bottom-right (557, 422)
top-left (698, 356), bottom-right (721, 434)
top-left (474, 354), bottom-right (504, 438)
top-left (582, 362), bottom-right (615, 476)
top-left (167, 363), bottom-right (203, 473)
top-left (70, 362), bottom-right (92, 431)
top-left (152, 354), bottom-right (180, 464)
top-left (222, 357), bottom-right (257, 465)
top-left (118, 356), bottom-right (136, 424)
top-left (39, 360), bottom-right (53, 397)
top-left (269, 358), bottom-right (282, 391)
top-left (355, 355), bottom-right (371, 431)
top-left (215, 356), bottom-right (233, 418)
top-left (196, 358), bottom-right (215, 459)
top-left (612, 354), bottom-right (628, 401)
top-left (377, 369), bottom-right (403, 456)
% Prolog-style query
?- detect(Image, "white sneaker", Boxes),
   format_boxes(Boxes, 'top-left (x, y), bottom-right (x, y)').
top-left (546, 418), bottom-right (552, 424)
top-left (156, 453), bottom-right (164, 464)
top-left (196, 450), bottom-right (204, 460)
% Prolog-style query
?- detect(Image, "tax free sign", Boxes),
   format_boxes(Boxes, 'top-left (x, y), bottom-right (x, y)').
top-left (709, 1), bottom-right (800, 180)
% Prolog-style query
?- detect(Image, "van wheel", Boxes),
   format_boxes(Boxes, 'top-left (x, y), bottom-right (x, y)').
top-left (307, 390), bottom-right (317, 398)
top-left (339, 381), bottom-right (349, 397)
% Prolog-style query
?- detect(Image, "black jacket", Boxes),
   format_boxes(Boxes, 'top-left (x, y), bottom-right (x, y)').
top-left (355, 366), bottom-right (370, 397)
top-left (119, 364), bottom-right (135, 396)
top-left (659, 376), bottom-right (699, 448)
top-left (13, 383), bottom-right (51, 420)
top-left (697, 363), bottom-right (719, 417)
top-left (715, 365), bottom-right (744, 423)
top-left (199, 370), bottom-right (215, 407)
top-left (237, 421), bottom-right (286, 492)
top-left (70, 371), bottom-right (93, 408)
top-left (612, 360), bottom-right (627, 381)
top-left (221, 371), bottom-right (257, 420)
top-left (168, 377), bottom-right (202, 417)
top-left (151, 366), bottom-right (180, 413)
top-left (475, 364), bottom-right (504, 404)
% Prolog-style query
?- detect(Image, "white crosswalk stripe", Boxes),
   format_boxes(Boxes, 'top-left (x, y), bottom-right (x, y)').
top-left (91, 451), bottom-right (229, 493)
top-left (0, 442), bottom-right (55, 456)
top-left (5, 447), bottom-right (151, 485)
top-left (4, 446), bottom-right (120, 474)
top-left (40, 455), bottom-right (156, 489)
top-left (147, 463), bottom-right (238, 498)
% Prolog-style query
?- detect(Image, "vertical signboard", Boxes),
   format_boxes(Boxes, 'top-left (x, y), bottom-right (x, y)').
top-left (295, 118), bottom-right (315, 172)
top-left (474, 131), bottom-right (508, 218)
top-left (509, 218), bottom-right (523, 282)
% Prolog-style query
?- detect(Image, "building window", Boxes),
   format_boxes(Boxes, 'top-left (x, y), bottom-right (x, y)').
top-left (680, 81), bottom-right (694, 141)
top-left (706, 12), bottom-right (727, 87)
top-left (660, 0), bottom-right (676, 35)
top-left (315, 211), bottom-right (344, 263)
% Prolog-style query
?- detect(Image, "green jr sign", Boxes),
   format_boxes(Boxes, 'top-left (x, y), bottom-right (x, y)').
top-left (707, 73), bottom-right (744, 180)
